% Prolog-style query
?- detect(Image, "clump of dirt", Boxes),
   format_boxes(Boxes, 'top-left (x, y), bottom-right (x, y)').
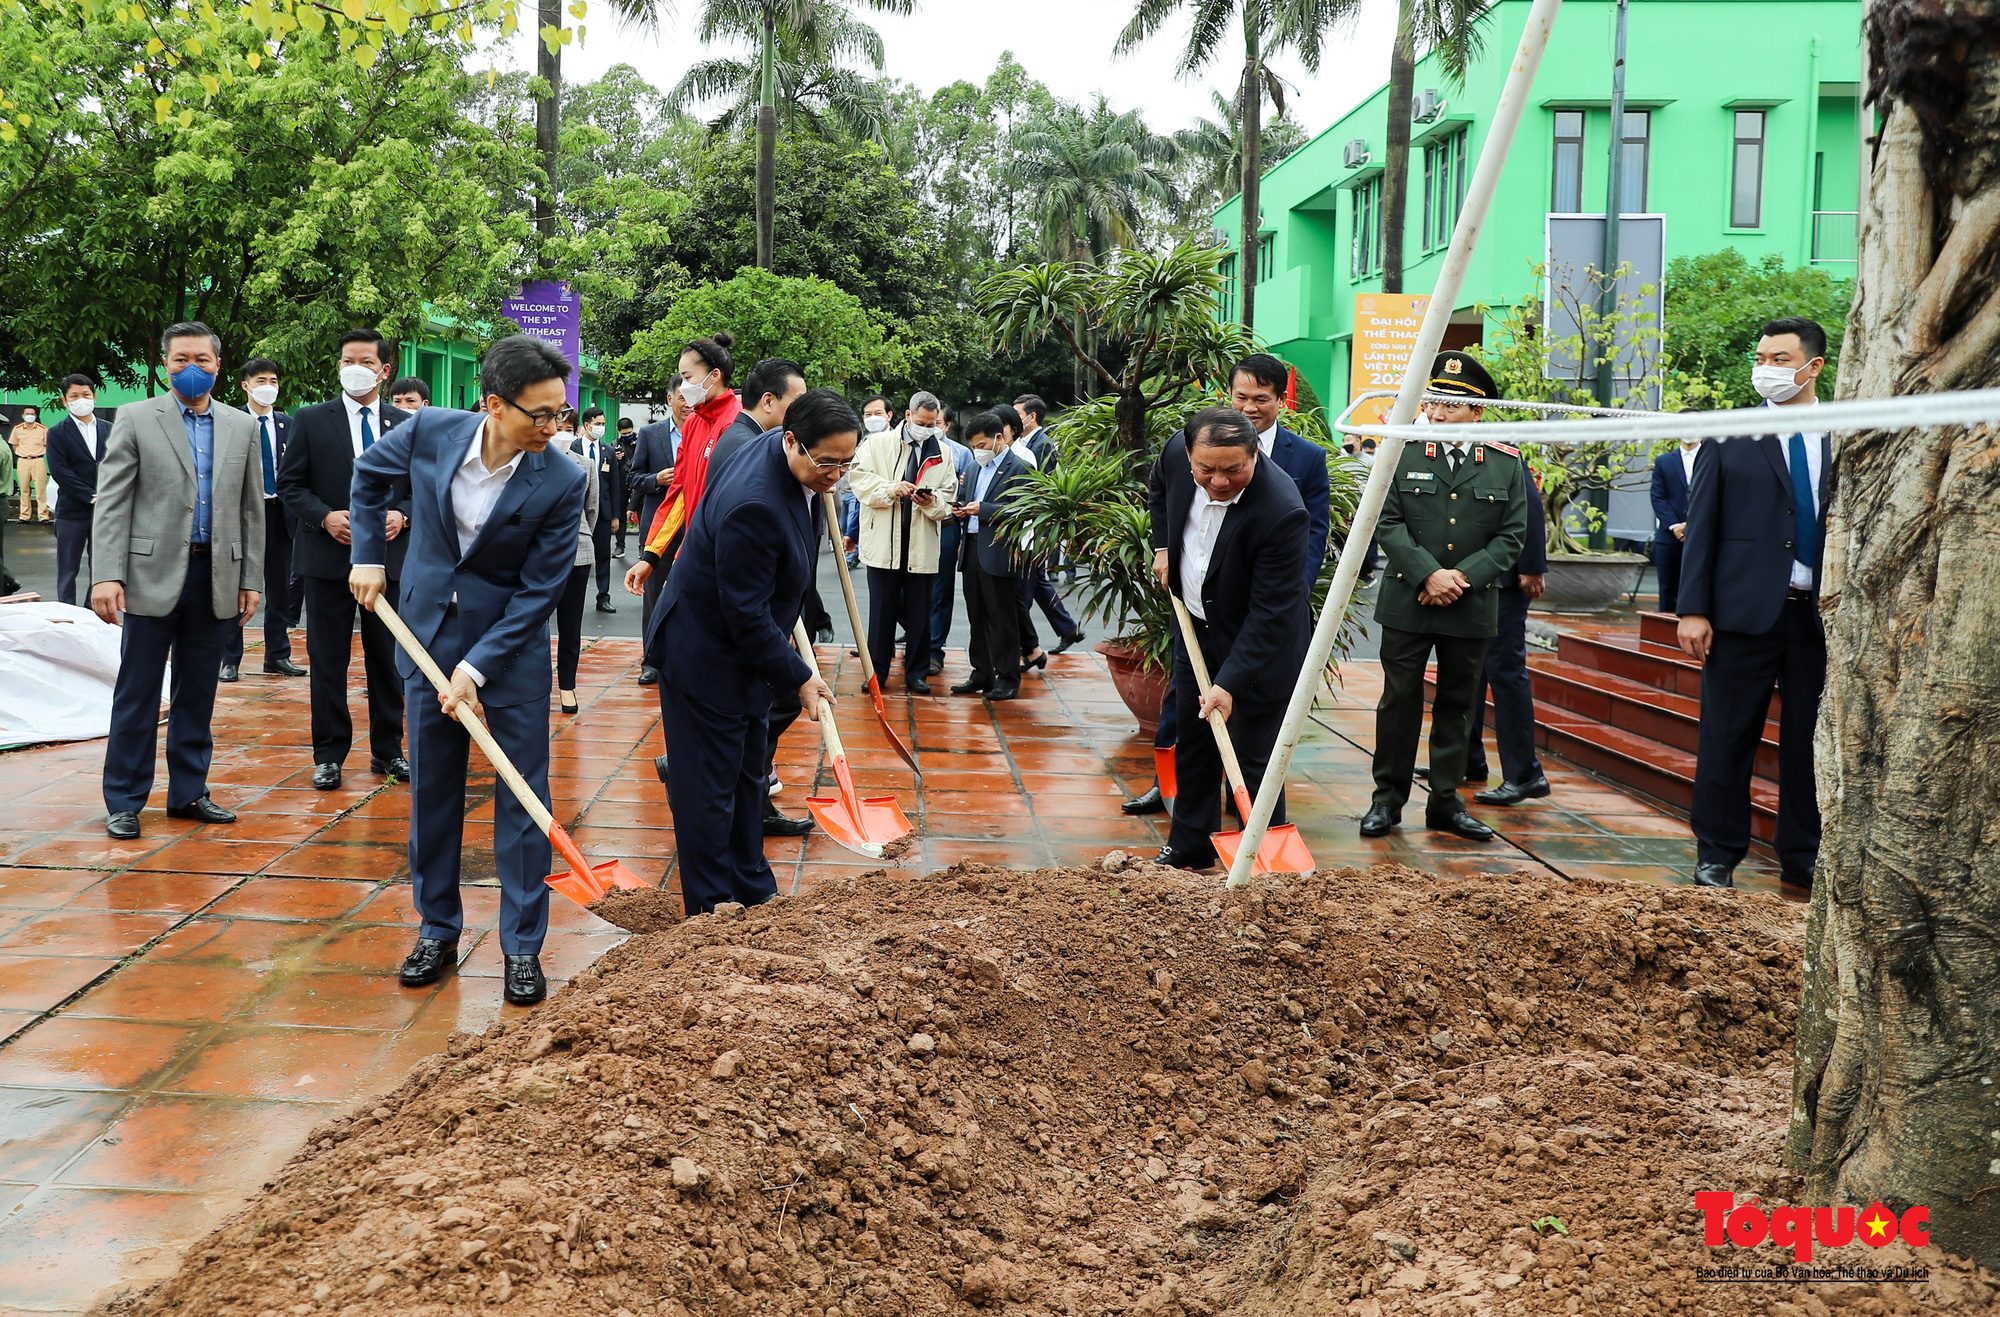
top-left (118, 861), bottom-right (1996, 1316)
top-left (587, 886), bottom-right (684, 935)
top-left (877, 831), bottom-right (917, 863)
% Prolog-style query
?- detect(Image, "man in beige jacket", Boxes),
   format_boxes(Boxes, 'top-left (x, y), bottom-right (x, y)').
top-left (849, 390), bottom-right (959, 693)
top-left (93, 321), bottom-right (264, 839)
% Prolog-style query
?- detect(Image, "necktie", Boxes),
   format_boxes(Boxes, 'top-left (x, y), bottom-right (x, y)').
top-left (259, 416), bottom-right (275, 496)
top-left (360, 406), bottom-right (375, 452)
top-left (1788, 433), bottom-right (1818, 572)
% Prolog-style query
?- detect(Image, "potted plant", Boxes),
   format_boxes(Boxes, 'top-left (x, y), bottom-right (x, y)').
top-left (1476, 262), bottom-right (1722, 613)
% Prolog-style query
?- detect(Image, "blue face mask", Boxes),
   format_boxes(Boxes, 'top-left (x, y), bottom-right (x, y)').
top-left (169, 363), bottom-right (217, 399)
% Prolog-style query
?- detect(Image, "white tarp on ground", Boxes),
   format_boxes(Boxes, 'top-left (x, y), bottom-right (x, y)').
top-left (0, 602), bottom-right (164, 746)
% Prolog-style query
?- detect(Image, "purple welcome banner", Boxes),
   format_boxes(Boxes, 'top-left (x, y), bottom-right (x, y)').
top-left (501, 280), bottom-right (582, 408)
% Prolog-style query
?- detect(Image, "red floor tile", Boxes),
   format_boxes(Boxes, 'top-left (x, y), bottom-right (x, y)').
top-left (0, 956), bottom-right (114, 1013)
top-left (0, 910), bottom-right (181, 959)
top-left (55, 1095), bottom-right (328, 1192)
top-left (154, 1025), bottom-right (392, 1101)
top-left (205, 877), bottom-right (376, 921)
top-left (127, 838), bottom-right (295, 875)
top-left (255, 842), bottom-right (406, 881)
top-left (148, 917), bottom-right (334, 967)
top-left (230, 970), bottom-right (430, 1031)
top-left (0, 868), bottom-right (108, 910)
top-left (0, 1018), bottom-right (204, 1091)
top-left (0, 1089), bottom-right (132, 1181)
top-left (65, 963), bottom-right (272, 1023)
top-left (0, 1187), bottom-right (233, 1310)
top-left (61, 872), bottom-right (236, 914)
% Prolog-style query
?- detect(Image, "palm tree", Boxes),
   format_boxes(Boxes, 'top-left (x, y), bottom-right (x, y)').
top-left (679, 0), bottom-right (914, 269)
top-left (532, 0), bottom-right (668, 247)
top-left (1013, 96), bottom-right (1179, 265)
top-left (1174, 88), bottom-right (1309, 218)
top-left (665, 7), bottom-right (894, 143)
top-left (1379, 0), bottom-right (1490, 293)
top-left (1116, 0), bottom-right (1358, 330)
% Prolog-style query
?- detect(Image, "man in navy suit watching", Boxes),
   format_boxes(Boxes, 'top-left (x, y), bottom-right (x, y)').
top-left (1125, 353), bottom-right (1331, 816)
top-left (1649, 433), bottom-right (1699, 613)
top-left (45, 375), bottom-right (107, 607)
top-left (348, 334), bottom-right (587, 1006)
top-left (1677, 316), bottom-right (1832, 891)
top-left (647, 389), bottom-right (851, 916)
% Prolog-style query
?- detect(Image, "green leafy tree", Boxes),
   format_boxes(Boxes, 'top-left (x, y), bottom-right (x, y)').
top-left (1116, 0), bottom-right (1357, 329)
top-left (1664, 249), bottom-right (1854, 405)
top-left (607, 267), bottom-right (909, 392)
top-left (1013, 95), bottom-right (1180, 264)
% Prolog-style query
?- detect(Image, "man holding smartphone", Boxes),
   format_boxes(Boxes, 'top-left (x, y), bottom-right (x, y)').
top-left (846, 390), bottom-right (960, 693)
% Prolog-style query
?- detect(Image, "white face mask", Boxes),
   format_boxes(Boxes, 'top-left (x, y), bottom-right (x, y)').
top-left (586, 423), bottom-right (605, 439)
top-left (678, 372), bottom-right (711, 407)
top-left (971, 446), bottom-right (997, 466)
top-left (863, 414), bottom-right (889, 433)
top-left (247, 384), bottom-right (279, 408)
top-left (1751, 363), bottom-right (1813, 403)
top-left (66, 396), bottom-right (96, 418)
top-left (906, 423), bottom-right (935, 440)
top-left (339, 363), bottom-right (380, 397)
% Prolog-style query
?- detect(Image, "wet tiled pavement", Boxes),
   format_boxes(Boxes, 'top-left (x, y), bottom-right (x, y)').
top-left (0, 633), bottom-right (1773, 1312)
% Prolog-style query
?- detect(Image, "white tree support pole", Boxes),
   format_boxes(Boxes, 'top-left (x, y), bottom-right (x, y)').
top-left (1224, 0), bottom-right (1567, 888)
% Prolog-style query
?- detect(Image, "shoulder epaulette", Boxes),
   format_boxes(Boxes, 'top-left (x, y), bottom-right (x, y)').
top-left (1484, 441), bottom-right (1521, 458)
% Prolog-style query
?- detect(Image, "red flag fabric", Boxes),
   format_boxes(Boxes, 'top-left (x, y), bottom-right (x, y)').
top-left (1284, 366), bottom-right (1298, 411)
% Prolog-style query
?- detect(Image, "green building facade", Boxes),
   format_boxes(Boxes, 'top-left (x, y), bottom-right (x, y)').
top-left (1214, 0), bottom-right (1862, 410)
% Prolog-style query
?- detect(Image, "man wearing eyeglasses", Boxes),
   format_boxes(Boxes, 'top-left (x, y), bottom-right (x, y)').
top-left (347, 334), bottom-right (587, 1008)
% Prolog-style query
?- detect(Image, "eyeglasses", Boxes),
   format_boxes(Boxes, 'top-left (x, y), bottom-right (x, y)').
top-left (501, 396), bottom-right (566, 429)
top-left (801, 453), bottom-right (859, 473)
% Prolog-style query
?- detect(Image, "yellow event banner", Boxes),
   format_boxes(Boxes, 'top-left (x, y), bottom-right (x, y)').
top-left (1348, 293), bottom-right (1432, 427)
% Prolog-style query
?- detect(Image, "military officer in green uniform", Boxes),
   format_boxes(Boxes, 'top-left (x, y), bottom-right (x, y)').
top-left (1361, 351), bottom-right (1529, 842)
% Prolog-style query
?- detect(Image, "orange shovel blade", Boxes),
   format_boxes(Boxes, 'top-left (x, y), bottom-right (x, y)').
top-left (541, 822), bottom-right (652, 907)
top-left (1154, 745), bottom-right (1178, 800)
top-left (1213, 822), bottom-right (1316, 876)
top-left (806, 792), bottom-right (914, 860)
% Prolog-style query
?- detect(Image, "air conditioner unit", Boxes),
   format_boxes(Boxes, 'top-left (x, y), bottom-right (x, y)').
top-left (1343, 139), bottom-right (1371, 169)
top-left (1413, 88), bottom-right (1447, 122)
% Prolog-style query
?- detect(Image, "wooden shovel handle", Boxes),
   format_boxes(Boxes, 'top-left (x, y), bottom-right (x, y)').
top-left (792, 618), bottom-right (846, 761)
top-left (820, 490), bottom-right (881, 692)
top-left (1169, 594), bottom-right (1251, 799)
top-left (370, 596), bottom-right (557, 836)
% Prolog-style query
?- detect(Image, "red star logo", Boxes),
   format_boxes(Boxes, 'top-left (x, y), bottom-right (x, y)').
top-left (1858, 1203), bottom-right (1896, 1246)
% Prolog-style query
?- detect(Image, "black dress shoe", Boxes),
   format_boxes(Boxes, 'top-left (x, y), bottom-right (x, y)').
top-left (1122, 786), bottom-right (1167, 816)
top-left (986, 679), bottom-right (1021, 701)
top-left (926, 659), bottom-right (944, 676)
top-left (1048, 629), bottom-right (1087, 655)
top-left (105, 811), bottom-right (141, 840)
top-left (217, 664), bottom-right (240, 683)
top-left (1022, 650), bottom-right (1049, 671)
top-left (950, 674), bottom-right (992, 695)
top-left (1693, 863), bottom-right (1736, 888)
top-left (1779, 866), bottom-right (1815, 891)
top-left (1359, 804), bottom-right (1399, 837)
top-left (263, 658), bottom-right (307, 677)
top-left (1155, 844), bottom-right (1217, 871)
top-left (638, 666), bottom-right (658, 686)
top-left (1427, 811), bottom-right (1496, 841)
top-left (1474, 776), bottom-right (1551, 806)
top-left (312, 763), bottom-right (341, 790)
top-left (906, 676), bottom-right (932, 695)
top-left (763, 800), bottom-right (814, 836)
top-left (166, 795), bottom-right (236, 824)
top-left (398, 937), bottom-right (458, 987)
top-left (654, 754), bottom-right (670, 785)
top-left (371, 756), bottom-right (411, 780)
top-left (503, 953), bottom-right (547, 1005)
top-left (595, 598), bottom-right (617, 613)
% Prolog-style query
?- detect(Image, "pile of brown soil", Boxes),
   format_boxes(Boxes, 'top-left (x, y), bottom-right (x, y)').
top-left (587, 887), bottom-right (684, 935)
top-left (120, 862), bottom-right (1998, 1316)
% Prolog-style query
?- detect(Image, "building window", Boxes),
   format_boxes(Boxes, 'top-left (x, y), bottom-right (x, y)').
top-left (1257, 233), bottom-right (1276, 283)
top-left (1351, 176), bottom-right (1382, 278)
top-left (1219, 253), bottom-right (1238, 320)
top-left (1552, 110), bottom-right (1585, 211)
top-left (1618, 110), bottom-right (1649, 211)
top-left (1423, 128), bottom-right (1468, 249)
top-left (1732, 110), bottom-right (1765, 228)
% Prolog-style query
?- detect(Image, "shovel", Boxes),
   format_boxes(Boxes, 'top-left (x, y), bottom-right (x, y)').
top-left (1169, 596), bottom-right (1316, 876)
top-left (370, 597), bottom-right (648, 907)
top-left (793, 619), bottom-right (913, 860)
top-left (819, 490), bottom-right (921, 775)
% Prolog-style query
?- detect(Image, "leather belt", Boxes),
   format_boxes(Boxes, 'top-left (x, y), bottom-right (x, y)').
top-left (1786, 587), bottom-right (1813, 601)
top-left (188, 542), bottom-right (211, 555)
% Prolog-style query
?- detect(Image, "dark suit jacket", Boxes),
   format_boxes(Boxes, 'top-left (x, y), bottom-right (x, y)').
top-left (350, 408), bottom-right (586, 708)
top-left (1498, 478), bottom-right (1548, 591)
top-left (705, 412), bottom-right (769, 486)
top-left (592, 435), bottom-right (623, 528)
top-left (1650, 448), bottom-right (1691, 533)
top-left (960, 450), bottom-right (1034, 578)
top-left (45, 415), bottom-right (108, 521)
top-left (1154, 450), bottom-right (1311, 709)
top-left (1151, 428), bottom-right (1329, 596)
top-left (238, 406), bottom-right (297, 533)
top-left (651, 432), bottom-right (817, 713)
top-left (278, 398), bottom-right (411, 579)
top-left (630, 420), bottom-right (677, 535)
top-left (1678, 429), bottom-right (1832, 636)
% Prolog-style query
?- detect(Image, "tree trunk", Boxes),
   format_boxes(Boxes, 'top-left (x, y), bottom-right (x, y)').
top-left (534, 0), bottom-right (561, 245)
top-left (755, 13), bottom-right (777, 269)
top-left (1380, 0), bottom-right (1417, 294)
top-left (1115, 389), bottom-right (1148, 457)
top-left (1784, 0), bottom-right (2000, 1267)
top-left (1237, 16), bottom-right (1263, 331)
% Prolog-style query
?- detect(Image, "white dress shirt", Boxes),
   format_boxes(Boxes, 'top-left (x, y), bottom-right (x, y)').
top-left (1679, 442), bottom-right (1698, 491)
top-left (966, 452), bottom-right (1004, 534)
top-left (1256, 422), bottom-right (1278, 457)
top-left (249, 405), bottom-right (280, 499)
top-left (1180, 484), bottom-right (1241, 621)
top-left (1781, 401), bottom-right (1824, 590)
top-left (450, 426), bottom-right (524, 686)
top-left (1008, 439), bottom-right (1038, 469)
top-left (342, 392), bottom-right (385, 457)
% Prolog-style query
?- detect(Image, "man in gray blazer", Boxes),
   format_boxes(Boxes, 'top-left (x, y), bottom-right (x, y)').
top-left (92, 321), bottom-right (265, 839)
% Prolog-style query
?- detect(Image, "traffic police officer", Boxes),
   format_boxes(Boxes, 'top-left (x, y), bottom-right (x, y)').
top-left (1361, 351), bottom-right (1529, 842)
